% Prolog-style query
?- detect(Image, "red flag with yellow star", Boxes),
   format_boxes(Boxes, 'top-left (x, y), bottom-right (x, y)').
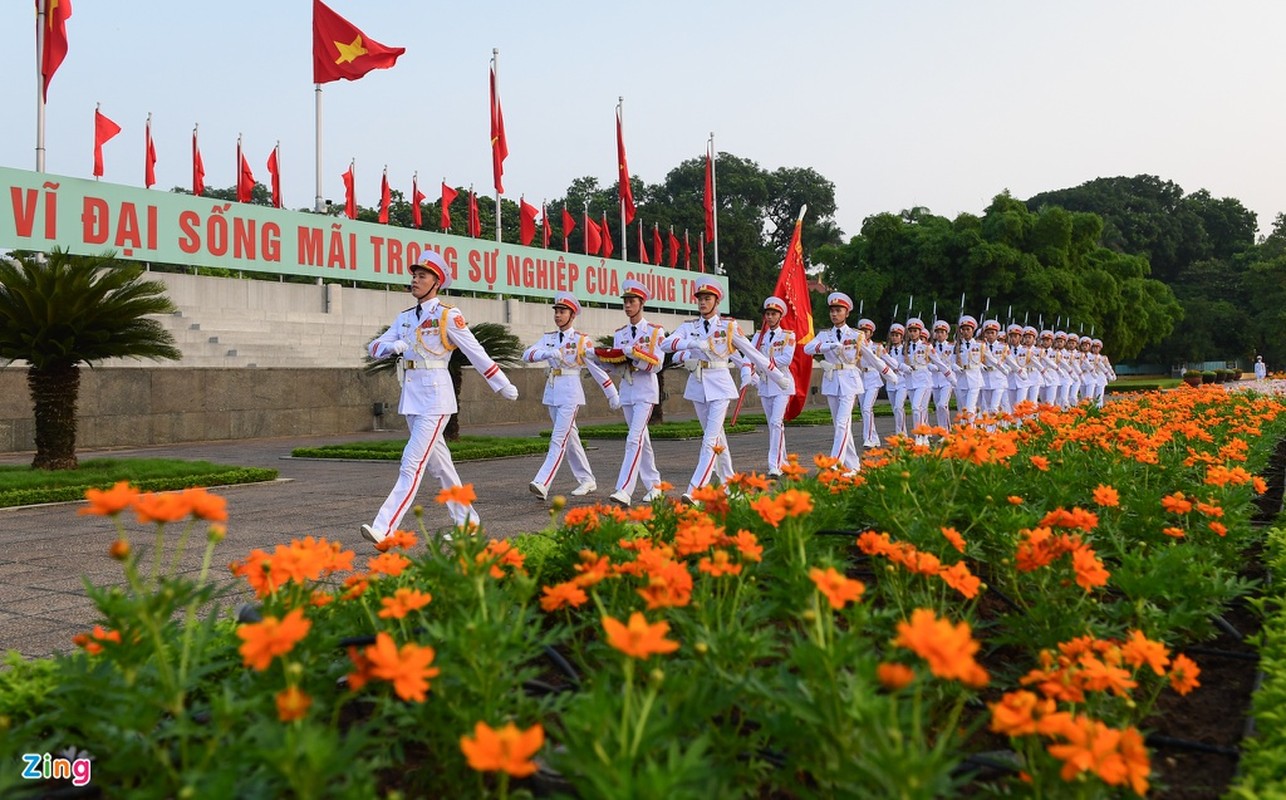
top-left (39, 0), bottom-right (72, 100)
top-left (312, 0), bottom-right (404, 84)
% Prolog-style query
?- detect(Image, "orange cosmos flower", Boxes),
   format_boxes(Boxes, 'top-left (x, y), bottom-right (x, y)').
top-left (180, 487), bottom-right (228, 522)
top-left (572, 551), bottom-right (613, 587)
top-left (108, 539), bottom-right (130, 560)
top-left (1208, 521), bottom-right (1228, 537)
top-left (636, 560), bottom-right (694, 609)
top-left (876, 662), bottom-right (916, 691)
top-left (367, 551), bottom-right (411, 578)
top-left (776, 488), bottom-right (814, 518)
top-left (691, 484), bottom-right (730, 516)
top-left (378, 587), bottom-right (433, 619)
top-left (1253, 476), bottom-right (1268, 494)
top-left (750, 495), bottom-right (786, 528)
top-left (80, 481), bottom-right (140, 516)
top-left (1030, 455), bottom-right (1050, 471)
top-left (132, 491), bottom-right (193, 524)
top-left (460, 721), bottom-right (545, 778)
top-left (813, 454), bottom-right (840, 471)
top-left (71, 625), bottom-right (122, 655)
top-left (809, 566), bottom-right (865, 609)
top-left (436, 483), bottom-right (477, 506)
top-left (602, 611), bottom-right (680, 659)
top-left (1161, 492), bottom-right (1193, 514)
top-left (892, 608), bottom-right (988, 687)
top-left (1071, 546), bottom-right (1110, 591)
top-left (938, 561), bottom-right (981, 599)
top-left (1161, 526), bottom-right (1186, 539)
top-left (309, 590), bottom-right (334, 607)
top-left (376, 529), bottom-right (419, 552)
top-left (540, 581), bottom-right (589, 612)
top-left (363, 632), bottom-right (440, 702)
top-left (726, 472), bottom-right (771, 494)
top-left (1092, 484), bottom-right (1120, 508)
top-left (276, 686), bottom-right (311, 722)
top-left (1039, 506), bottom-right (1099, 532)
top-left (939, 527), bottom-right (966, 553)
top-left (730, 529), bottom-right (763, 562)
top-left (1007, 495), bottom-right (1024, 505)
top-left (989, 690), bottom-right (1054, 737)
top-left (675, 517), bottom-right (721, 556)
top-left (1121, 630), bottom-right (1170, 676)
top-left (1195, 500), bottom-right (1224, 518)
top-left (236, 607), bottom-right (311, 671)
top-left (1168, 653), bottom-right (1201, 696)
top-left (476, 540), bottom-right (526, 579)
top-left (698, 549), bottom-right (742, 577)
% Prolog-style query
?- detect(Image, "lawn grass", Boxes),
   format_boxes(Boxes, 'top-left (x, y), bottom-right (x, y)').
top-left (0, 459), bottom-right (279, 508)
top-left (291, 435), bottom-right (550, 461)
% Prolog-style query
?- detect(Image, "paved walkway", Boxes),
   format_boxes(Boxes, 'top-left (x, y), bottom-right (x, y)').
top-left (0, 415), bottom-right (895, 659)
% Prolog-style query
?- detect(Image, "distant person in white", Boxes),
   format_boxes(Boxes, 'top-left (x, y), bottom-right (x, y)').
top-left (1255, 356), bottom-right (1267, 381)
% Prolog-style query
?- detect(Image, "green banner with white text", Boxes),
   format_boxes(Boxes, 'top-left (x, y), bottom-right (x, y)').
top-left (0, 166), bottom-right (724, 313)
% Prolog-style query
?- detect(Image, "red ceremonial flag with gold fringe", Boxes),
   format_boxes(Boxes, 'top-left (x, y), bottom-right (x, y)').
top-left (312, 0), bottom-right (404, 84)
top-left (774, 215), bottom-right (815, 421)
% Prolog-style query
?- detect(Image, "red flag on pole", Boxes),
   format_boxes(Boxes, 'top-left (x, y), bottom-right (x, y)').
top-left (652, 223), bottom-right (663, 266)
top-left (668, 228), bottom-right (680, 268)
top-left (637, 222), bottom-right (649, 264)
top-left (774, 214), bottom-right (816, 421)
top-left (312, 0), bottom-right (404, 84)
top-left (267, 146), bottom-right (282, 208)
top-left (411, 175), bottom-right (426, 228)
top-left (468, 189), bottom-right (481, 237)
top-left (584, 215), bottom-right (602, 255)
top-left (39, 0), bottom-right (72, 100)
top-left (542, 203), bottom-right (551, 248)
top-left (341, 162), bottom-right (356, 219)
top-left (616, 103), bottom-right (636, 225)
top-left (600, 213), bottom-right (614, 259)
top-left (490, 63), bottom-right (508, 194)
top-left (440, 182), bottom-right (458, 231)
top-left (237, 145), bottom-right (255, 204)
top-left (192, 127), bottom-right (205, 196)
top-left (699, 230), bottom-right (706, 272)
top-left (377, 169), bottom-right (391, 223)
top-left (683, 229), bottom-right (691, 270)
top-left (519, 198), bottom-right (538, 246)
top-left (92, 107), bottom-right (120, 178)
top-left (144, 115), bottom-right (157, 188)
top-left (561, 206), bottom-right (575, 251)
top-left (703, 149), bottom-right (715, 242)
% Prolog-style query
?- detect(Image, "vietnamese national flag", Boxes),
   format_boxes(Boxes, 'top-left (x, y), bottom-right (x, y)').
top-left (192, 128), bottom-right (205, 196)
top-left (703, 149), bottom-right (715, 242)
top-left (237, 147), bottom-right (255, 203)
top-left (773, 215), bottom-right (816, 421)
top-left (561, 206), bottom-right (575, 251)
top-left (519, 198), bottom-right (538, 246)
top-left (490, 63), bottom-right (508, 194)
top-left (411, 176), bottom-right (426, 228)
top-left (584, 215), bottom-right (602, 255)
top-left (378, 170), bottom-right (391, 223)
top-left (312, 0), bottom-right (404, 84)
top-left (616, 105), bottom-right (636, 225)
top-left (468, 189), bottom-right (481, 237)
top-left (39, 0), bottom-right (72, 100)
top-left (637, 222), bottom-right (649, 264)
top-left (144, 116), bottom-right (157, 188)
top-left (652, 223), bottom-right (663, 266)
top-left (267, 146), bottom-right (282, 208)
top-left (342, 163), bottom-right (356, 219)
top-left (440, 182), bottom-right (458, 231)
top-left (92, 108), bottom-right (120, 178)
top-left (600, 213), bottom-right (614, 259)
top-left (542, 203), bottom-right (551, 248)
top-left (667, 228), bottom-right (680, 268)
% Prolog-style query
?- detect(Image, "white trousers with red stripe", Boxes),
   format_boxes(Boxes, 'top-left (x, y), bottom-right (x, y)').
top-left (615, 402), bottom-right (660, 498)
top-left (860, 384), bottom-right (880, 447)
top-left (532, 404), bottom-right (592, 491)
top-left (759, 393), bottom-right (789, 473)
top-left (371, 412), bottom-right (478, 536)
top-left (827, 393), bottom-right (861, 472)
top-left (686, 398), bottom-right (733, 493)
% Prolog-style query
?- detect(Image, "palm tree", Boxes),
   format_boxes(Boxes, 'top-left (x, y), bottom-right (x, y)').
top-left (0, 250), bottom-right (181, 470)
top-left (365, 321), bottom-right (524, 441)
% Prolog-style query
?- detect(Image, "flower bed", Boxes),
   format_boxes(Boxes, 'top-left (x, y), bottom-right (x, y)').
top-left (2, 386), bottom-right (1283, 798)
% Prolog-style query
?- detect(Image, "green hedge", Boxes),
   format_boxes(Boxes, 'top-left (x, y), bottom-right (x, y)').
top-left (0, 467), bottom-right (279, 509)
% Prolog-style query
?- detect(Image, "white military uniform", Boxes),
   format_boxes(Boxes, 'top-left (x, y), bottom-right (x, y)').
top-left (523, 326), bottom-right (619, 496)
top-left (859, 331), bottom-right (892, 447)
top-left (1255, 357), bottom-right (1267, 381)
top-left (609, 317), bottom-right (666, 500)
top-left (366, 297), bottom-right (515, 535)
top-left (903, 324), bottom-right (935, 443)
top-left (928, 325), bottom-right (957, 431)
top-left (739, 320), bottom-right (797, 475)
top-left (803, 321), bottom-right (864, 472)
top-left (954, 319), bottom-right (984, 420)
top-left (664, 314), bottom-right (743, 493)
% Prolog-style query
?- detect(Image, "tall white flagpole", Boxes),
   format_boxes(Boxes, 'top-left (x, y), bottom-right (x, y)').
top-left (710, 132), bottom-right (720, 274)
top-left (35, 2), bottom-right (47, 172)
top-left (618, 97), bottom-right (628, 262)
top-left (314, 84), bottom-right (324, 212)
top-left (492, 48), bottom-right (502, 243)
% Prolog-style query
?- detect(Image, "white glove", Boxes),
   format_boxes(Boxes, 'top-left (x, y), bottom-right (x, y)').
top-left (499, 384), bottom-right (519, 401)
top-left (769, 367), bottom-right (792, 391)
top-left (391, 339), bottom-right (409, 355)
top-left (822, 340), bottom-right (842, 354)
top-left (608, 395), bottom-right (621, 411)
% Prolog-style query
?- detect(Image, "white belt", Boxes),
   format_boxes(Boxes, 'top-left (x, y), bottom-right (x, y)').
top-left (404, 360), bottom-right (447, 370)
top-left (547, 368), bottom-right (582, 377)
top-left (828, 363), bottom-right (857, 371)
top-left (698, 360), bottom-right (730, 369)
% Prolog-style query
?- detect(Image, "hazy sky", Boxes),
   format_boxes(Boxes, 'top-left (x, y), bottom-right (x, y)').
top-left (5, 1), bottom-right (1284, 239)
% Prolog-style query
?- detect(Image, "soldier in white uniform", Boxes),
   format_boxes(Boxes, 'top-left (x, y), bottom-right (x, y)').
top-left (884, 322), bottom-right (911, 438)
top-left (1051, 332), bottom-right (1074, 408)
top-left (1036, 330), bottom-right (1060, 406)
top-left (903, 318), bottom-right (935, 445)
top-left (954, 315), bottom-right (984, 421)
top-left (980, 320), bottom-right (1010, 416)
top-left (928, 320), bottom-right (957, 431)
top-left (662, 277), bottom-right (789, 502)
top-left (739, 296), bottom-right (797, 477)
top-left (360, 251), bottom-right (519, 546)
top-left (605, 279), bottom-right (666, 507)
top-left (1092, 339), bottom-right (1115, 405)
top-left (523, 292), bottom-right (621, 502)
top-left (803, 293), bottom-right (866, 472)
top-left (1014, 326), bottom-right (1041, 407)
top-left (1255, 355), bottom-right (1268, 381)
top-left (857, 318), bottom-right (897, 447)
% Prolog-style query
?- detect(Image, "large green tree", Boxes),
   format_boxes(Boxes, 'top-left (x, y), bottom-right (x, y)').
top-left (0, 250), bottom-right (181, 469)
